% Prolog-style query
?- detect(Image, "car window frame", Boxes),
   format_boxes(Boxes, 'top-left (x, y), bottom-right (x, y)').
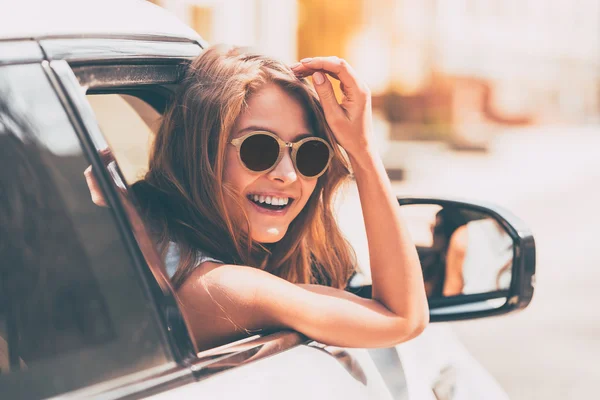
top-left (47, 58), bottom-right (196, 357)
top-left (0, 59), bottom-right (187, 398)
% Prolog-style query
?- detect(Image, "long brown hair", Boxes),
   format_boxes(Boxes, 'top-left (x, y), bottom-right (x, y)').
top-left (132, 45), bottom-right (356, 289)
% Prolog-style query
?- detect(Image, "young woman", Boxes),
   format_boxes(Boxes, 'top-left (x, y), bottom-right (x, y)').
top-left (86, 46), bottom-right (429, 351)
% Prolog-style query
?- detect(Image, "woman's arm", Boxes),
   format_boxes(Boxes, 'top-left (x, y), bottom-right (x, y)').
top-left (178, 261), bottom-right (425, 350)
top-left (346, 149), bottom-right (429, 335)
top-left (293, 57), bottom-right (429, 337)
top-left (444, 226), bottom-right (467, 296)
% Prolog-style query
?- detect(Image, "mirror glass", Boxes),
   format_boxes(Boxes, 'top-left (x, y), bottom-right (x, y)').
top-left (400, 204), bottom-right (514, 299)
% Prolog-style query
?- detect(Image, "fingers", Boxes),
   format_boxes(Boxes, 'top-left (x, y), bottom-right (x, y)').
top-left (311, 71), bottom-right (345, 123)
top-left (292, 57), bottom-right (367, 100)
top-left (83, 166), bottom-right (108, 207)
top-left (293, 64), bottom-right (339, 82)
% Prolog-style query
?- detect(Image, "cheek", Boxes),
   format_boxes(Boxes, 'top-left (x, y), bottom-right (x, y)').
top-left (222, 150), bottom-right (255, 223)
top-left (299, 179), bottom-right (318, 208)
top-left (223, 149), bottom-right (249, 191)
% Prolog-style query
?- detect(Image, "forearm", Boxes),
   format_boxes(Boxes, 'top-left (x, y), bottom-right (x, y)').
top-left (182, 261), bottom-right (427, 350)
top-left (349, 149), bottom-right (429, 327)
top-left (288, 283), bottom-right (424, 347)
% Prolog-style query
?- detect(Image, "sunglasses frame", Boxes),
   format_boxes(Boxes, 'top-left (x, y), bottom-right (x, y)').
top-left (229, 131), bottom-right (334, 179)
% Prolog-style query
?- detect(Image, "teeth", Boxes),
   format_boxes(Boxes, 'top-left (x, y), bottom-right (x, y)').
top-left (249, 195), bottom-right (291, 206)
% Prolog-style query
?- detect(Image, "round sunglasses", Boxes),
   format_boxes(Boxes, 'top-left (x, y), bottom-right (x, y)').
top-left (229, 131), bottom-right (333, 179)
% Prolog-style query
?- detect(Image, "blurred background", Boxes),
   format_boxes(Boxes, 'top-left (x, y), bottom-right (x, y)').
top-left (151, 1), bottom-right (599, 398)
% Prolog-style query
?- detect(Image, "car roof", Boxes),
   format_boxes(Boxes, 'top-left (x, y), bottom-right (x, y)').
top-left (0, 0), bottom-right (202, 43)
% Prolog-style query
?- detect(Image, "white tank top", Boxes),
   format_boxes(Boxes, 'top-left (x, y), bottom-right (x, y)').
top-left (164, 241), bottom-right (223, 279)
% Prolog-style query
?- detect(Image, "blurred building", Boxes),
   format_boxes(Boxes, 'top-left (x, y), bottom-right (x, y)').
top-left (150, 0), bottom-right (600, 130)
top-left (156, 0), bottom-right (298, 63)
top-left (437, 0), bottom-right (600, 124)
top-left (364, 0), bottom-right (600, 125)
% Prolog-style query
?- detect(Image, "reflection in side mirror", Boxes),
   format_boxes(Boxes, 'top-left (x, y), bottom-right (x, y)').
top-left (398, 198), bottom-right (536, 322)
top-left (343, 197), bottom-right (535, 322)
top-left (402, 204), bottom-right (513, 299)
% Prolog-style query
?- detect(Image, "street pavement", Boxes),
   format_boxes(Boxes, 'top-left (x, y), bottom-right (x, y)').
top-left (336, 125), bottom-right (600, 399)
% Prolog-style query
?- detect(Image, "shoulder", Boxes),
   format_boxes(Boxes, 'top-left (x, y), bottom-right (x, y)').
top-left (448, 225), bottom-right (468, 255)
top-left (177, 261), bottom-right (302, 321)
top-left (176, 262), bottom-right (286, 342)
top-left (178, 262), bottom-right (271, 305)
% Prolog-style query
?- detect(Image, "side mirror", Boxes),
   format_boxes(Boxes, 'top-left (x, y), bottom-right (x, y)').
top-left (399, 197), bottom-right (536, 322)
top-left (346, 197), bottom-right (536, 322)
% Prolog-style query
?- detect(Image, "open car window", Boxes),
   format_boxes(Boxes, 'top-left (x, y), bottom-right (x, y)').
top-left (86, 93), bottom-right (161, 184)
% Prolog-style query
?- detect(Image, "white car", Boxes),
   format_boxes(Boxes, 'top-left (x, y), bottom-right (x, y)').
top-left (0, 1), bottom-right (535, 399)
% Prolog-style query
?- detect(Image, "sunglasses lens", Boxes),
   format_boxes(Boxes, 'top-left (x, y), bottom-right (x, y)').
top-left (296, 140), bottom-right (330, 177)
top-left (239, 134), bottom-right (280, 172)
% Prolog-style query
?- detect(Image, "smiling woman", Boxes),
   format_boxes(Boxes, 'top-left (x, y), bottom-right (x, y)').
top-left (135, 48), bottom-right (356, 294)
top-left (86, 45), bottom-right (429, 351)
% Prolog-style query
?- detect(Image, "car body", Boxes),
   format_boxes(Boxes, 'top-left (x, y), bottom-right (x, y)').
top-left (0, 1), bottom-right (535, 399)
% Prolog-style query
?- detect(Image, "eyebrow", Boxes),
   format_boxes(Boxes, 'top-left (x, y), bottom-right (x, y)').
top-left (237, 126), bottom-right (314, 141)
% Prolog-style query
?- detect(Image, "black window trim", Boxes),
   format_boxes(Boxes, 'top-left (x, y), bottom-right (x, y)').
top-left (45, 59), bottom-right (192, 361)
top-left (40, 37), bottom-right (202, 65)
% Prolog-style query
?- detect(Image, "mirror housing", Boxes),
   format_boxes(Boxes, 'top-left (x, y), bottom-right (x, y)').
top-left (347, 197), bottom-right (536, 323)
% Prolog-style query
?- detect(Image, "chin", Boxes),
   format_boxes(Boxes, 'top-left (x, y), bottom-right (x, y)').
top-left (251, 226), bottom-right (288, 244)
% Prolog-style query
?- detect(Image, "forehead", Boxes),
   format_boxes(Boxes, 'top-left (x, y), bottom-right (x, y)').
top-left (232, 83), bottom-right (312, 140)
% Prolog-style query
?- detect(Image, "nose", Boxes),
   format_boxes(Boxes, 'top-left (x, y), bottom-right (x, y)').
top-left (267, 148), bottom-right (297, 184)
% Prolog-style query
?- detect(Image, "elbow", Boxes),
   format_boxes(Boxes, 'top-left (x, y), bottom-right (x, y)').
top-left (406, 311), bottom-right (429, 341)
top-left (407, 295), bottom-right (431, 340)
top-left (390, 308), bottom-right (429, 346)
top-left (409, 312), bottom-right (429, 339)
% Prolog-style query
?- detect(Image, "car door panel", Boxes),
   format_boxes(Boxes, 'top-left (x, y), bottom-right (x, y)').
top-left (149, 344), bottom-right (393, 400)
top-left (398, 325), bottom-right (509, 400)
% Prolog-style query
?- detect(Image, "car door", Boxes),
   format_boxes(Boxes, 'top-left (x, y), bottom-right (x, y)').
top-left (43, 37), bottom-right (402, 399)
top-left (0, 55), bottom-right (188, 399)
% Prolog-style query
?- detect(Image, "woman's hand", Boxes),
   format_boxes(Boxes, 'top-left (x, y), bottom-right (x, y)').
top-left (84, 165), bottom-right (108, 207)
top-left (291, 57), bottom-right (374, 161)
top-left (83, 149), bottom-right (114, 207)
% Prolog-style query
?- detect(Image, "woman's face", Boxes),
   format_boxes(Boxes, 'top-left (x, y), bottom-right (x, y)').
top-left (223, 83), bottom-right (319, 243)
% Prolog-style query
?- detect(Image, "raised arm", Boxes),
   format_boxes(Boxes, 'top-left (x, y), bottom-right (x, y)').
top-left (292, 56), bottom-right (429, 337)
